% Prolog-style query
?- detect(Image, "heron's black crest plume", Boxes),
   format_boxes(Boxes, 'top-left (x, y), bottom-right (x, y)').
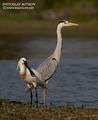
top-left (58, 20), bottom-right (65, 24)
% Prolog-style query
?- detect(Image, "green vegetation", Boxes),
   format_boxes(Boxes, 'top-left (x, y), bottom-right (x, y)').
top-left (0, 19), bottom-right (98, 38)
top-left (0, 0), bottom-right (98, 38)
top-left (42, 0), bottom-right (98, 9)
top-left (0, 0), bottom-right (98, 21)
top-left (0, 99), bottom-right (98, 120)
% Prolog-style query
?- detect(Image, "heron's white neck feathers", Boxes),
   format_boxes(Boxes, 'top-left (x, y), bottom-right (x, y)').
top-left (54, 23), bottom-right (63, 62)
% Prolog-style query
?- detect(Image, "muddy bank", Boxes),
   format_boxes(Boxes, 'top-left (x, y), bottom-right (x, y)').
top-left (0, 99), bottom-right (98, 120)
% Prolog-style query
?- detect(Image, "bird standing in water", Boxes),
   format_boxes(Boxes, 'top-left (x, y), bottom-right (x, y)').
top-left (17, 20), bottom-right (78, 108)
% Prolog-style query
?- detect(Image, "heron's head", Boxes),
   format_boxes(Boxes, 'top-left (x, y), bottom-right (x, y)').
top-left (58, 20), bottom-right (79, 27)
top-left (17, 57), bottom-right (27, 70)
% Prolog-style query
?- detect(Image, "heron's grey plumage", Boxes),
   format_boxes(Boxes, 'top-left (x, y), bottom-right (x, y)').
top-left (37, 55), bottom-right (58, 81)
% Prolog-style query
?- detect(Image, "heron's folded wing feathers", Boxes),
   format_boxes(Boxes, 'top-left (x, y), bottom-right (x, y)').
top-left (37, 56), bottom-right (58, 81)
top-left (31, 68), bottom-right (46, 85)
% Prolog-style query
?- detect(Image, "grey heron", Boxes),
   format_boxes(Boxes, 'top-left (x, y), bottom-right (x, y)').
top-left (17, 20), bottom-right (78, 107)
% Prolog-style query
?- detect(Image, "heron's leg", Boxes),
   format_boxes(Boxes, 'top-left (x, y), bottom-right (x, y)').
top-left (35, 87), bottom-right (38, 108)
top-left (30, 88), bottom-right (33, 105)
top-left (43, 89), bottom-right (47, 107)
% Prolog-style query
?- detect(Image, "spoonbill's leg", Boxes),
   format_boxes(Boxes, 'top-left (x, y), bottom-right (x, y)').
top-left (43, 89), bottom-right (47, 107)
top-left (30, 88), bottom-right (33, 105)
top-left (35, 87), bottom-right (38, 108)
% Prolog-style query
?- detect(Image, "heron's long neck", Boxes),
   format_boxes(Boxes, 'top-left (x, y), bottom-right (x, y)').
top-left (54, 25), bottom-right (62, 62)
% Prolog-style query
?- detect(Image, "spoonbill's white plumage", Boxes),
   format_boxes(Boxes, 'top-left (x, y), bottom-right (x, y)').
top-left (17, 20), bottom-right (78, 107)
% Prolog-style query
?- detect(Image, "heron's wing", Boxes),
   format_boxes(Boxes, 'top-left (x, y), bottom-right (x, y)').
top-left (37, 55), bottom-right (58, 81)
top-left (31, 67), bottom-right (46, 85)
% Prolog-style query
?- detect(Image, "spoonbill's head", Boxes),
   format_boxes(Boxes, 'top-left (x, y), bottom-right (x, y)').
top-left (17, 57), bottom-right (27, 70)
top-left (17, 58), bottom-right (29, 76)
top-left (17, 57), bottom-right (33, 76)
top-left (58, 20), bottom-right (79, 28)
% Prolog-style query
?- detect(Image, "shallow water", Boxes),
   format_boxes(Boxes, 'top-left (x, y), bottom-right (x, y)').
top-left (0, 37), bottom-right (98, 107)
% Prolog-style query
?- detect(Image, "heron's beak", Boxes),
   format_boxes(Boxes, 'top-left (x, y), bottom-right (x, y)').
top-left (67, 22), bottom-right (79, 26)
top-left (24, 61), bottom-right (35, 77)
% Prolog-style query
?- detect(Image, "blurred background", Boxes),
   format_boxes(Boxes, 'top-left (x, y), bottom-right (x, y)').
top-left (0, 0), bottom-right (98, 107)
top-left (0, 0), bottom-right (98, 59)
top-left (0, 0), bottom-right (98, 40)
